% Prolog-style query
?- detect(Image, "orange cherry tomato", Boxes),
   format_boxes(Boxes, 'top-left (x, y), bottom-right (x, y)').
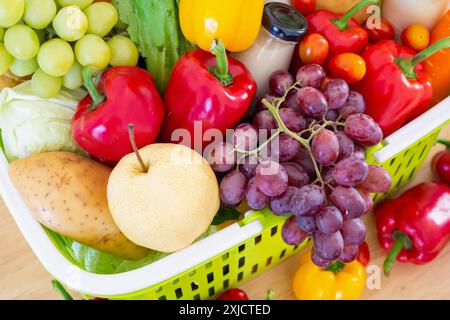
top-left (364, 17), bottom-right (394, 43)
top-left (328, 53), bottom-right (366, 84)
top-left (299, 33), bottom-right (329, 65)
top-left (319, 76), bottom-right (333, 92)
top-left (291, 0), bottom-right (317, 15)
top-left (401, 24), bottom-right (430, 52)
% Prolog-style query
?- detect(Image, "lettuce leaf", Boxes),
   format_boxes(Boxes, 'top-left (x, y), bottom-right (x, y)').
top-left (115, 0), bottom-right (196, 94)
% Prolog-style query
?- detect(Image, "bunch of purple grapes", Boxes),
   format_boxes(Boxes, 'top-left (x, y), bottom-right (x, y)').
top-left (207, 63), bottom-right (392, 268)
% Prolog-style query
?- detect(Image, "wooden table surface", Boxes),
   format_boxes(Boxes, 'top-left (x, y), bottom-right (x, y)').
top-left (1, 126), bottom-right (449, 300)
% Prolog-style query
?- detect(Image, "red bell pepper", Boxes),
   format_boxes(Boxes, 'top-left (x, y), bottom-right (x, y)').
top-left (72, 66), bottom-right (165, 164)
top-left (375, 182), bottom-right (450, 276)
top-left (306, 0), bottom-right (379, 56)
top-left (162, 40), bottom-right (256, 148)
top-left (355, 38), bottom-right (450, 137)
top-left (433, 139), bottom-right (450, 185)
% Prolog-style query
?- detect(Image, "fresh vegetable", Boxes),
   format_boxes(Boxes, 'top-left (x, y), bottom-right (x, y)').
top-left (356, 38), bottom-right (450, 136)
top-left (208, 63), bottom-right (391, 267)
top-left (107, 128), bottom-right (220, 253)
top-left (316, 0), bottom-right (372, 23)
top-left (0, 81), bottom-right (85, 161)
top-left (52, 280), bottom-right (74, 301)
top-left (162, 41), bottom-right (256, 146)
top-left (179, 0), bottom-right (264, 53)
top-left (401, 24), bottom-right (430, 52)
top-left (115, 0), bottom-right (197, 93)
top-left (357, 241), bottom-right (370, 267)
top-left (364, 17), bottom-right (394, 43)
top-left (306, 0), bottom-right (379, 56)
top-left (376, 182), bottom-right (450, 276)
top-left (299, 33), bottom-right (329, 65)
top-left (292, 249), bottom-right (366, 300)
top-left (9, 151), bottom-right (149, 260)
top-left (328, 53), bottom-right (366, 84)
top-left (72, 66), bottom-right (165, 164)
top-left (432, 139), bottom-right (450, 185)
top-left (424, 10), bottom-right (450, 105)
top-left (217, 288), bottom-right (249, 300)
top-left (292, 0), bottom-right (317, 15)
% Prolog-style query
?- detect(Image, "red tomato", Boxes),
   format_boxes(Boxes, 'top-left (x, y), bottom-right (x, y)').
top-left (217, 288), bottom-right (249, 300)
top-left (364, 18), bottom-right (394, 43)
top-left (328, 53), bottom-right (366, 84)
top-left (291, 0), bottom-right (317, 15)
top-left (299, 33), bottom-right (329, 65)
top-left (432, 143), bottom-right (450, 185)
top-left (357, 242), bottom-right (370, 267)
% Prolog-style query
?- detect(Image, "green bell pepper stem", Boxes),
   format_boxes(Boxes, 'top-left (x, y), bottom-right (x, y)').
top-left (383, 230), bottom-right (412, 276)
top-left (333, 0), bottom-right (380, 31)
top-left (210, 39), bottom-right (234, 87)
top-left (52, 280), bottom-right (74, 301)
top-left (397, 37), bottom-right (450, 79)
top-left (437, 138), bottom-right (450, 149)
top-left (325, 260), bottom-right (346, 273)
top-left (82, 66), bottom-right (105, 111)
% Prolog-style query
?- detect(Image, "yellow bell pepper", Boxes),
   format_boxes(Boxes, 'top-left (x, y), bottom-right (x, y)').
top-left (292, 249), bottom-right (366, 300)
top-left (179, 0), bottom-right (265, 52)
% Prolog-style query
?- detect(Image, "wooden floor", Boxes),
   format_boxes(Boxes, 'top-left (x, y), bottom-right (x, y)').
top-left (1, 126), bottom-right (449, 300)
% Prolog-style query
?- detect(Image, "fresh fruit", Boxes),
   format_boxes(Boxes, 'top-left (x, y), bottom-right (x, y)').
top-left (75, 34), bottom-right (111, 70)
top-left (217, 289), bottom-right (249, 300)
top-left (107, 143), bottom-right (220, 253)
top-left (9, 57), bottom-right (38, 77)
top-left (401, 24), bottom-right (430, 51)
top-left (364, 17), bottom-right (394, 43)
top-left (37, 39), bottom-right (74, 77)
top-left (329, 53), bottom-right (366, 84)
top-left (23, 0), bottom-right (57, 29)
top-left (53, 5), bottom-right (88, 41)
top-left (107, 35), bottom-right (139, 67)
top-left (4, 24), bottom-right (39, 60)
top-left (9, 152), bottom-right (149, 260)
top-left (31, 68), bottom-right (62, 99)
top-left (0, 43), bottom-right (13, 75)
top-left (432, 140), bottom-right (450, 185)
top-left (57, 0), bottom-right (93, 10)
top-left (0, 0), bottom-right (24, 28)
top-left (85, 1), bottom-right (118, 37)
top-left (62, 61), bottom-right (83, 90)
top-left (299, 33), bottom-right (329, 65)
top-left (291, 0), bottom-right (316, 15)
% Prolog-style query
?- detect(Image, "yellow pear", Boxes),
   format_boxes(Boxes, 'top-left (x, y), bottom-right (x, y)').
top-left (107, 143), bottom-right (220, 253)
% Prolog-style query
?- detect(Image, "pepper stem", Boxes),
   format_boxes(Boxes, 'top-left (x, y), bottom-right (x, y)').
top-left (397, 37), bottom-right (450, 79)
top-left (209, 39), bottom-right (234, 86)
top-left (83, 66), bottom-right (105, 111)
top-left (383, 231), bottom-right (412, 276)
top-left (325, 260), bottom-right (346, 273)
top-left (52, 280), bottom-right (74, 301)
top-left (437, 138), bottom-right (450, 149)
top-left (128, 124), bottom-right (148, 173)
top-left (333, 0), bottom-right (380, 31)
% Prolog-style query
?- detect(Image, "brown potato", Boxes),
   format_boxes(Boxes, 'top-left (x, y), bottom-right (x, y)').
top-left (9, 152), bottom-right (149, 260)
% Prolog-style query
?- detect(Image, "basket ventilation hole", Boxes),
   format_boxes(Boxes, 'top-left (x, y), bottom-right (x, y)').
top-left (194, 294), bottom-right (201, 300)
top-left (158, 295), bottom-right (167, 300)
top-left (175, 288), bottom-right (183, 299)
top-left (252, 264), bottom-right (259, 274)
top-left (223, 265), bottom-right (230, 276)
top-left (209, 287), bottom-right (215, 297)
top-left (254, 234), bottom-right (262, 245)
top-left (191, 282), bottom-right (199, 291)
top-left (238, 257), bottom-right (245, 268)
top-left (207, 272), bottom-right (214, 284)
top-left (237, 272), bottom-right (244, 282)
top-left (223, 279), bottom-right (230, 290)
top-left (222, 253), bottom-right (230, 261)
top-left (271, 226), bottom-right (278, 236)
top-left (266, 257), bottom-right (273, 266)
top-left (280, 249), bottom-right (287, 258)
top-left (238, 244), bottom-right (246, 252)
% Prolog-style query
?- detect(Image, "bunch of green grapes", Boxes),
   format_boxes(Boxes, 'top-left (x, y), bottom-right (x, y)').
top-left (0, 0), bottom-right (139, 99)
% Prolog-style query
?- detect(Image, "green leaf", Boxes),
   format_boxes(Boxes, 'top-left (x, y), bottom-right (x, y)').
top-left (212, 206), bottom-right (241, 226)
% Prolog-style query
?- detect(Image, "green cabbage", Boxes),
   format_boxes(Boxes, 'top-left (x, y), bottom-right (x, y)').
top-left (0, 81), bottom-right (87, 161)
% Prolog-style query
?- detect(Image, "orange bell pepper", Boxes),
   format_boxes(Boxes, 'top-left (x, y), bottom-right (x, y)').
top-left (424, 10), bottom-right (450, 105)
top-left (292, 249), bottom-right (366, 300)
